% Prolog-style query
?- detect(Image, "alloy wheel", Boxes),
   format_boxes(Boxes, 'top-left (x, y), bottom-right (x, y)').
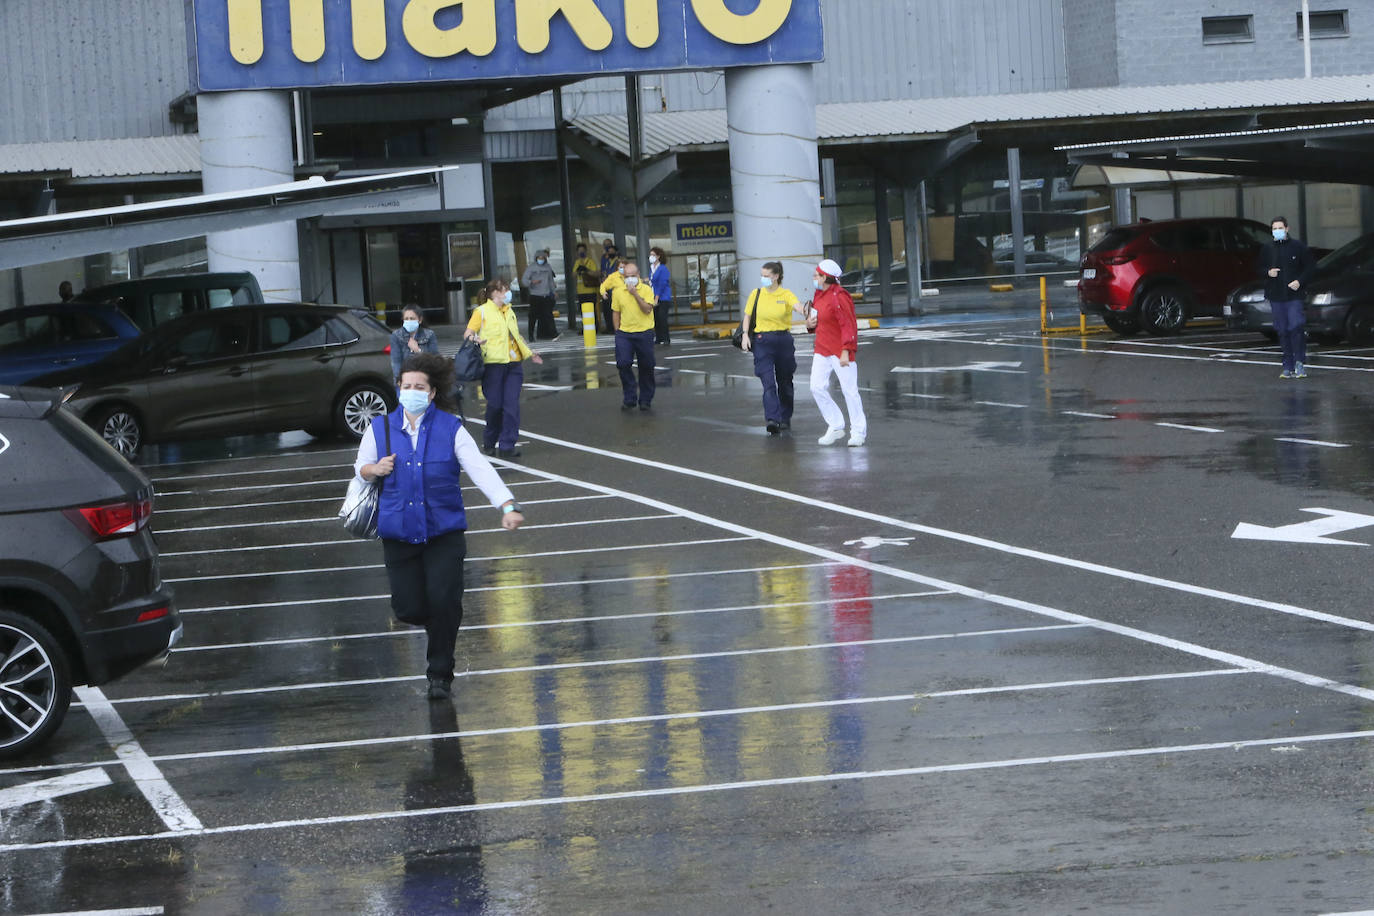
top-left (343, 388), bottom-right (389, 437)
top-left (100, 411), bottom-right (141, 458)
top-left (0, 623), bottom-right (60, 753)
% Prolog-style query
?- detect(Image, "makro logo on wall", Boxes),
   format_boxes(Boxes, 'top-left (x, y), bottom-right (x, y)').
top-left (191, 0), bottom-right (825, 91)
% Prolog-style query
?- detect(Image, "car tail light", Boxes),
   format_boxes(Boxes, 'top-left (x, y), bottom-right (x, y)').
top-left (1105, 254), bottom-right (1135, 265)
top-left (383, 343), bottom-right (391, 354)
top-left (137, 606), bottom-right (170, 623)
top-left (66, 497), bottom-right (153, 540)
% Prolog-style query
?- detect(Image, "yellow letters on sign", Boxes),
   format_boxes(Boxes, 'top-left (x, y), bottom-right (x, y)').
top-left (690, 0), bottom-right (792, 45)
top-left (403, 0), bottom-right (497, 58)
top-left (623, 0), bottom-right (660, 49)
top-left (352, 0), bottom-right (388, 60)
top-left (290, 0), bottom-right (326, 62)
top-left (516, 0), bottom-right (613, 54)
top-left (227, 0), bottom-right (265, 64)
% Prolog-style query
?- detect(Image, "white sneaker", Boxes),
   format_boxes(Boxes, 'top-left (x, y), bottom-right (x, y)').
top-left (817, 428), bottom-right (845, 445)
top-left (847, 434), bottom-right (866, 447)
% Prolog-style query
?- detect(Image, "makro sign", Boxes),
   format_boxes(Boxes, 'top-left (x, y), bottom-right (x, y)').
top-left (189, 0), bottom-right (825, 91)
top-left (669, 213), bottom-right (734, 252)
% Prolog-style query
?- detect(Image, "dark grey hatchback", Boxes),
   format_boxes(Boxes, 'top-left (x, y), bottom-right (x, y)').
top-left (30, 303), bottom-right (397, 458)
top-left (0, 386), bottom-right (180, 757)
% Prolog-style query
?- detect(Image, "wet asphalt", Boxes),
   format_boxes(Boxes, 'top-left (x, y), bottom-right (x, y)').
top-left (4, 314), bottom-right (1374, 915)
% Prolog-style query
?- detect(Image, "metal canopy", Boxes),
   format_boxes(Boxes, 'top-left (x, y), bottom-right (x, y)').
top-left (0, 167), bottom-right (458, 271)
top-left (1059, 119), bottom-right (1374, 185)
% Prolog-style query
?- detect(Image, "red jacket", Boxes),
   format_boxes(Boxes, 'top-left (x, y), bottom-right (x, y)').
top-left (810, 284), bottom-right (859, 359)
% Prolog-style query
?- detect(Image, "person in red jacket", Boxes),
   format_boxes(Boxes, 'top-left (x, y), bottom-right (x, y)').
top-left (805, 258), bottom-right (867, 446)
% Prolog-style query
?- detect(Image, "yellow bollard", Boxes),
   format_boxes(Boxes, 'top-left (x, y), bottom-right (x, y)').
top-left (581, 302), bottom-right (597, 348)
top-left (1039, 276), bottom-right (1048, 333)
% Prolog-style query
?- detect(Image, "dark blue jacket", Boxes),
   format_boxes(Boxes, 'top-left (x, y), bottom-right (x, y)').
top-left (1261, 237), bottom-right (1316, 302)
top-left (390, 326), bottom-right (440, 381)
top-left (374, 406), bottom-right (467, 544)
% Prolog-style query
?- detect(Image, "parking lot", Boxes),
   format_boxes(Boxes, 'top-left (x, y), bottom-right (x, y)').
top-left (5, 318), bottom-right (1374, 914)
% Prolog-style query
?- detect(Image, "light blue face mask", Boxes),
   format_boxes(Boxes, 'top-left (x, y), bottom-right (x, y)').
top-left (398, 389), bottom-right (430, 415)
top-left (760, 276), bottom-right (773, 288)
top-left (403, 319), bottom-right (420, 333)
top-left (1273, 227), bottom-right (1288, 241)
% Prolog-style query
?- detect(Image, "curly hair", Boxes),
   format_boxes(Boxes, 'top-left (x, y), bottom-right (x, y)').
top-left (398, 352), bottom-right (460, 415)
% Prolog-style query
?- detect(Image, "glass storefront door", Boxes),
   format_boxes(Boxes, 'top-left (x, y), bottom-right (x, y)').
top-left (364, 226), bottom-right (446, 325)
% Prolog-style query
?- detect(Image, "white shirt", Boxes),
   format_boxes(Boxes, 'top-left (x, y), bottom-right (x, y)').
top-left (353, 411), bottom-right (515, 511)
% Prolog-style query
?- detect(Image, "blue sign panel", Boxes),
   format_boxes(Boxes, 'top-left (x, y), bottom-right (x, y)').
top-left (189, 0), bottom-right (825, 92)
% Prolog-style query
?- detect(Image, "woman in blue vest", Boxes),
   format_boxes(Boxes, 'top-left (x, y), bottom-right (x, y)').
top-left (354, 353), bottom-right (526, 701)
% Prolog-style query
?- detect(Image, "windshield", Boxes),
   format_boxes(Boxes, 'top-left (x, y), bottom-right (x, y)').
top-left (1315, 233), bottom-right (1374, 276)
top-left (1088, 228), bottom-right (1137, 253)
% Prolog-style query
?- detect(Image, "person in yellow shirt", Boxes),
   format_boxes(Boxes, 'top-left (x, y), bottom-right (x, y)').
top-left (464, 279), bottom-right (544, 458)
top-left (602, 261), bottom-right (658, 410)
top-left (571, 242), bottom-right (600, 333)
top-left (740, 261), bottom-right (803, 435)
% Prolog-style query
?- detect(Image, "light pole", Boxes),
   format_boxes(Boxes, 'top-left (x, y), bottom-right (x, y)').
top-left (1301, 0), bottom-right (1313, 78)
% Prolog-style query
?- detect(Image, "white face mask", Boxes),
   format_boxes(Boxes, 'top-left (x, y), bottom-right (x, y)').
top-left (649, 255), bottom-right (658, 265)
top-left (760, 276), bottom-right (773, 288)
top-left (536, 257), bottom-right (547, 264)
top-left (814, 278), bottom-right (826, 291)
top-left (626, 276), bottom-right (640, 288)
top-left (618, 265), bottom-right (626, 275)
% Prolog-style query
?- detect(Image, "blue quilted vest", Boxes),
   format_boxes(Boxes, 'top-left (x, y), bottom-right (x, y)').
top-left (374, 406), bottom-right (467, 544)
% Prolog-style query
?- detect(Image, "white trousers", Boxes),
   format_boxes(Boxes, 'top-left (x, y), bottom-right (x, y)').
top-left (809, 354), bottom-right (867, 437)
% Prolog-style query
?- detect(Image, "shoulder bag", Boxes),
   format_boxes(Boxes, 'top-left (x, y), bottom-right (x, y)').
top-left (339, 418), bottom-right (391, 539)
top-left (453, 307), bottom-right (486, 381)
top-left (730, 290), bottom-right (761, 349)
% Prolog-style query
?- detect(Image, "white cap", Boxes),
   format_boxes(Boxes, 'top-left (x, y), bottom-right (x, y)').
top-left (817, 258), bottom-right (843, 278)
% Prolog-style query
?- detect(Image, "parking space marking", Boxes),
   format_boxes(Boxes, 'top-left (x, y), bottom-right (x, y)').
top-left (1062, 411), bottom-right (1116, 419)
top-left (7, 668), bottom-right (1244, 780)
top-left (91, 623), bottom-right (1087, 707)
top-left (0, 767), bottom-right (111, 809)
top-left (976, 401), bottom-right (1027, 409)
top-left (164, 535), bottom-right (754, 583)
top-left (174, 562), bottom-right (835, 613)
top-left (6, 726), bottom-right (1373, 853)
top-left (1275, 437), bottom-right (1351, 448)
top-left (170, 590), bottom-right (952, 651)
top-left (1155, 422), bottom-right (1224, 433)
top-left (156, 477), bottom-right (556, 498)
top-left (142, 447), bottom-right (356, 469)
top-left (151, 462), bottom-right (355, 483)
top-left (956, 334), bottom-right (1374, 373)
top-left (154, 492), bottom-right (614, 516)
top-left (504, 425), bottom-right (1374, 636)
top-left (155, 512), bottom-right (675, 535)
top-left (22, 909), bottom-right (165, 916)
top-left (902, 393), bottom-right (948, 400)
top-left (74, 687), bottom-right (202, 832)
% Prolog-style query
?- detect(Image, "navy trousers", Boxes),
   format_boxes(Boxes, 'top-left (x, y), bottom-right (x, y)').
top-left (615, 329), bottom-right (656, 406)
top-left (481, 362), bottom-right (524, 450)
top-left (1270, 298), bottom-right (1307, 372)
top-left (752, 331), bottom-right (796, 424)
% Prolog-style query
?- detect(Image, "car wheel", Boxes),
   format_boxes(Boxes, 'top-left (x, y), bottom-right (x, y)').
top-left (0, 610), bottom-right (73, 759)
top-left (335, 383), bottom-right (393, 440)
top-left (89, 404), bottom-right (143, 459)
top-left (1139, 285), bottom-right (1190, 335)
top-left (1345, 308), bottom-right (1374, 346)
top-left (1260, 329), bottom-right (1279, 342)
top-left (1101, 313), bottom-right (1140, 336)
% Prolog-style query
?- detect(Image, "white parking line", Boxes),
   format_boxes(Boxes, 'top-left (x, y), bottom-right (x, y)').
top-left (1275, 437), bottom-right (1351, 448)
top-left (155, 492), bottom-right (614, 515)
top-left (152, 463), bottom-right (353, 483)
top-left (174, 562), bottom-right (835, 613)
top-left (22, 909), bottom-right (165, 916)
top-left (156, 477), bottom-right (555, 498)
top-left (74, 687), bottom-right (202, 832)
top-left (5, 726), bottom-right (1371, 852)
top-left (155, 512), bottom-right (675, 535)
top-left (1156, 422), bottom-right (1224, 433)
top-left (1062, 411), bottom-right (1116, 419)
top-left (976, 401), bottom-right (1026, 409)
top-left (170, 590), bottom-right (950, 650)
top-left (97, 623), bottom-right (1086, 705)
top-left (142, 447), bottom-right (356, 469)
top-left (163, 535), bottom-right (754, 583)
top-left (903, 393), bottom-right (948, 400)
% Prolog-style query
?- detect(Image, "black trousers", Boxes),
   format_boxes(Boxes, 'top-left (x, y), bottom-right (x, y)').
top-left (383, 529), bottom-right (467, 682)
top-left (654, 300), bottom-right (672, 344)
top-left (528, 294), bottom-right (558, 340)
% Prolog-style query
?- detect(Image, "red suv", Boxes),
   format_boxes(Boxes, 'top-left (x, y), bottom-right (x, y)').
top-left (1079, 218), bottom-right (1273, 335)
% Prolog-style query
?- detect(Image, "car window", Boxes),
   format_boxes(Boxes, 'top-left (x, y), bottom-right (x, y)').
top-left (1228, 223), bottom-right (1272, 250)
top-left (167, 316), bottom-right (251, 363)
top-left (325, 316), bottom-right (360, 344)
top-left (1315, 234), bottom-right (1374, 274)
top-left (262, 312), bottom-right (329, 351)
top-left (59, 312), bottom-right (117, 343)
top-left (0, 314), bottom-right (57, 352)
top-left (1089, 228), bottom-right (1138, 252)
top-left (207, 285), bottom-right (257, 308)
top-left (150, 291), bottom-right (197, 327)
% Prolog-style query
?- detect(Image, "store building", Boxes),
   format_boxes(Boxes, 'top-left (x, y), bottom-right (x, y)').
top-left (3, 0), bottom-right (1374, 324)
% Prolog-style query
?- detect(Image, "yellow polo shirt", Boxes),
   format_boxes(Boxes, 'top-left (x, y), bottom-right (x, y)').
top-left (573, 256), bottom-right (600, 294)
top-left (603, 275), bottom-right (657, 333)
top-left (745, 286), bottom-right (801, 332)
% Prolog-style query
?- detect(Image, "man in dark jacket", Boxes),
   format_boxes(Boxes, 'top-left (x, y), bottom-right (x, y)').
top-left (1260, 216), bottom-right (1317, 379)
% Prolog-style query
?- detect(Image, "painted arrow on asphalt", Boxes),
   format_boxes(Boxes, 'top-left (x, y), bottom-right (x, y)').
top-left (0, 767), bottom-right (111, 811)
top-left (890, 361), bottom-right (1023, 374)
top-left (1231, 508), bottom-right (1374, 546)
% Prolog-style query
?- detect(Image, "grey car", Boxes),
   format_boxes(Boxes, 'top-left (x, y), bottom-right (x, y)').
top-left (29, 303), bottom-right (397, 458)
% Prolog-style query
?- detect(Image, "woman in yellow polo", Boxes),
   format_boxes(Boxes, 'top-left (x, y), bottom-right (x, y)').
top-left (464, 279), bottom-right (544, 458)
top-left (740, 261), bottom-right (802, 434)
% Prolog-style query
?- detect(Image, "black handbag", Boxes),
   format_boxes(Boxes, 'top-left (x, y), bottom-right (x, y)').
top-left (730, 290), bottom-right (760, 349)
top-left (453, 337), bottom-right (485, 382)
top-left (338, 419), bottom-right (390, 539)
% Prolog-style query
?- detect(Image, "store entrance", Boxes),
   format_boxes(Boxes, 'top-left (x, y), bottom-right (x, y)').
top-left (364, 225), bottom-right (447, 326)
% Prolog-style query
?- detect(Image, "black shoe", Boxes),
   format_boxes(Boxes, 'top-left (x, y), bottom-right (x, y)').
top-left (426, 677), bottom-right (452, 701)
top-left (621, 402), bottom-right (637, 411)
top-left (482, 445), bottom-right (496, 456)
top-left (638, 403), bottom-right (651, 411)
top-left (778, 421), bottom-right (791, 431)
top-left (497, 448), bottom-right (521, 459)
top-left (766, 421), bottom-right (780, 435)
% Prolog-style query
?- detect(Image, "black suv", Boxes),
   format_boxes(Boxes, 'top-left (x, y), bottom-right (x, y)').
top-left (0, 387), bottom-right (180, 757)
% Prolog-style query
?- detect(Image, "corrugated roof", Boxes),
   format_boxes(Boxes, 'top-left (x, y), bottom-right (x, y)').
top-left (0, 134), bottom-right (201, 179)
top-left (570, 72), bottom-right (1374, 157)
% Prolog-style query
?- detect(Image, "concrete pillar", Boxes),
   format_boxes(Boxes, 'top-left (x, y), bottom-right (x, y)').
top-left (725, 64), bottom-right (823, 308)
top-left (198, 91), bottom-right (301, 301)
